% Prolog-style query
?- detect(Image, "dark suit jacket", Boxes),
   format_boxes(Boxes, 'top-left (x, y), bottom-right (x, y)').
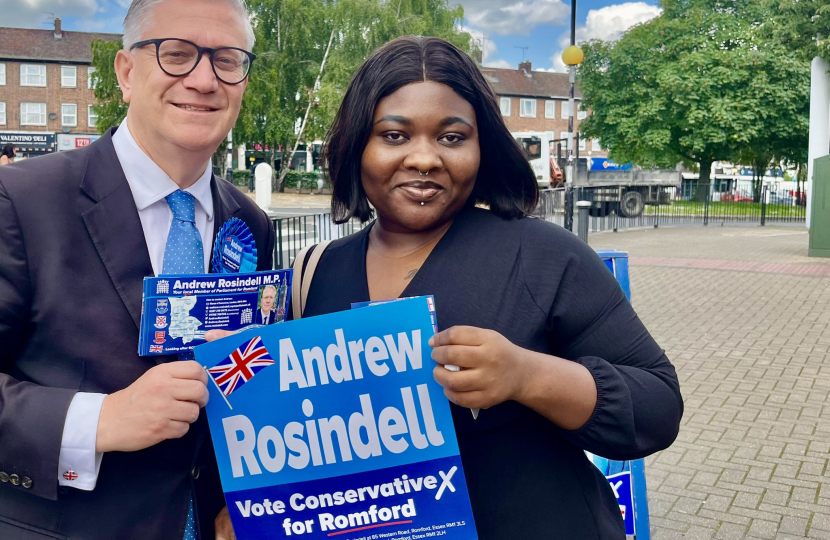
top-left (0, 129), bottom-right (275, 539)
top-left (255, 310), bottom-right (276, 325)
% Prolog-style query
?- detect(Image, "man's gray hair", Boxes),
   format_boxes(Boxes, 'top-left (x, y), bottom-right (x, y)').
top-left (262, 285), bottom-right (277, 296)
top-left (122, 0), bottom-right (255, 50)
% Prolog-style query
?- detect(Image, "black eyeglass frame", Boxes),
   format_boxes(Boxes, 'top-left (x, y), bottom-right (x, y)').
top-left (130, 38), bottom-right (256, 85)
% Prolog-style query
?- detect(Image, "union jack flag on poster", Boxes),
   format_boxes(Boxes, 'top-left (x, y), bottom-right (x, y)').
top-left (207, 336), bottom-right (275, 398)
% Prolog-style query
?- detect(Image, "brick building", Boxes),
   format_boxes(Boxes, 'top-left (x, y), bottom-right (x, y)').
top-left (0, 19), bottom-right (120, 158)
top-left (480, 61), bottom-right (608, 159)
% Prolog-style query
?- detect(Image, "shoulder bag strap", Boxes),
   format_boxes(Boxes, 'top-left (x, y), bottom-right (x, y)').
top-left (290, 240), bottom-right (332, 320)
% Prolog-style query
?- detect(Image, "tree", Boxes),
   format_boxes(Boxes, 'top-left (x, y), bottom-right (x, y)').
top-left (767, 0), bottom-right (830, 62)
top-left (579, 0), bottom-right (809, 201)
top-left (90, 39), bottom-right (128, 134)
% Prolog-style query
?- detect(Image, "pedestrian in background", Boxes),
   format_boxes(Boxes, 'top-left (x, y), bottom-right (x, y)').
top-left (0, 144), bottom-right (15, 165)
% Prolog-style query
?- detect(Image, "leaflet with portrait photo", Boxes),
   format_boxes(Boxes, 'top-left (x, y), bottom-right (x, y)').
top-left (138, 270), bottom-right (292, 356)
top-left (193, 297), bottom-right (478, 540)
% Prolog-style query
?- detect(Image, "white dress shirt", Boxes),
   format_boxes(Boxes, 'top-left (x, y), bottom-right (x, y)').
top-left (59, 118), bottom-right (215, 490)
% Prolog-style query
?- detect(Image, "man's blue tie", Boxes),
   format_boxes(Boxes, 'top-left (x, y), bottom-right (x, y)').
top-left (162, 190), bottom-right (203, 540)
top-left (163, 190), bottom-right (204, 276)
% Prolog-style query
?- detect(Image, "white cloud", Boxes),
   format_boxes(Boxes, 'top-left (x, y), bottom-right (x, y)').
top-left (0, 0), bottom-right (100, 28)
top-left (548, 2), bottom-right (662, 71)
top-left (458, 0), bottom-right (570, 36)
top-left (484, 59), bottom-right (514, 69)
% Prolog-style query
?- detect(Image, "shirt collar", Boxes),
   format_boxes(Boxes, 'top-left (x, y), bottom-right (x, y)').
top-left (111, 118), bottom-right (214, 221)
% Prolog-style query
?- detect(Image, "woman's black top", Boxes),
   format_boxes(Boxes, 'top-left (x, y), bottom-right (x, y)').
top-left (301, 207), bottom-right (683, 540)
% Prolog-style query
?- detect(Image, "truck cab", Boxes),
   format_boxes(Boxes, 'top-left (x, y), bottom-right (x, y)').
top-left (512, 132), bottom-right (562, 188)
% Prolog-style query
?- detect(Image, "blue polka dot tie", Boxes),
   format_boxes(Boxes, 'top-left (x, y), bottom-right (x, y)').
top-left (163, 190), bottom-right (204, 276)
top-left (183, 498), bottom-right (198, 540)
top-left (163, 190), bottom-right (202, 540)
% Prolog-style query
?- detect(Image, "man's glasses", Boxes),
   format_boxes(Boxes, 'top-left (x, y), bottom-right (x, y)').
top-left (130, 38), bottom-right (256, 85)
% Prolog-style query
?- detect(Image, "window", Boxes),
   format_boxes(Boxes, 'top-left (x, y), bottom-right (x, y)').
top-left (578, 135), bottom-right (586, 151)
top-left (577, 102), bottom-right (588, 120)
top-left (61, 66), bottom-right (77, 87)
top-left (592, 138), bottom-right (602, 152)
top-left (520, 98), bottom-right (536, 118)
top-left (88, 67), bottom-right (97, 89)
top-left (62, 104), bottom-right (77, 126)
top-left (20, 64), bottom-right (46, 87)
top-left (21, 102), bottom-right (47, 125)
top-left (88, 105), bottom-right (99, 128)
top-left (500, 97), bottom-right (511, 117)
top-left (545, 100), bottom-right (556, 119)
top-left (0, 64), bottom-right (5, 85)
top-left (0, 103), bottom-right (5, 125)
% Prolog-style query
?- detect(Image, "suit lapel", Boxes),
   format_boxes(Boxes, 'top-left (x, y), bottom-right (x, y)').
top-left (81, 129), bottom-right (153, 330)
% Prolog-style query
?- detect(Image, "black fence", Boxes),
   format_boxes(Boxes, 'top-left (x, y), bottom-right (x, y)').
top-left (271, 214), bottom-right (368, 269)
top-left (538, 184), bottom-right (806, 233)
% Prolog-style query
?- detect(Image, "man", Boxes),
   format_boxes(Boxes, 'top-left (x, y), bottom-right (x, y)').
top-left (0, 0), bottom-right (273, 538)
top-left (256, 285), bottom-right (279, 325)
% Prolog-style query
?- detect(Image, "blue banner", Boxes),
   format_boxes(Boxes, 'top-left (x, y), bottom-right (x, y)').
top-left (588, 445), bottom-right (635, 534)
top-left (194, 297), bottom-right (478, 540)
top-left (138, 270), bottom-right (292, 356)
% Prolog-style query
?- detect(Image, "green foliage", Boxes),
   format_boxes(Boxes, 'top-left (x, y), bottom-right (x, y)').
top-left (232, 169), bottom-right (250, 187)
top-left (578, 0), bottom-right (809, 192)
top-left (90, 39), bottom-right (128, 134)
top-left (282, 171), bottom-right (323, 189)
top-left (766, 0), bottom-right (830, 62)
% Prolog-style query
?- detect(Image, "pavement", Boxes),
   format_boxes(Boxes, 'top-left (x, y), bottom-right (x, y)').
top-left (588, 226), bottom-right (830, 539)
top-left (243, 190), bottom-right (332, 217)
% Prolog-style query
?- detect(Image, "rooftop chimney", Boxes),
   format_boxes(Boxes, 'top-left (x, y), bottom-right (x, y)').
top-left (54, 18), bottom-right (63, 39)
top-left (519, 60), bottom-right (532, 74)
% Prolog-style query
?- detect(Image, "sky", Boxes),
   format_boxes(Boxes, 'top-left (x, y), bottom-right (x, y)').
top-left (1, 0), bottom-right (663, 72)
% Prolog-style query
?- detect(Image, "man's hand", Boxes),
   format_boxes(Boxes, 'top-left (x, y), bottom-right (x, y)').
top-left (215, 506), bottom-right (236, 540)
top-left (204, 329), bottom-right (238, 342)
top-left (429, 326), bottom-right (529, 410)
top-left (95, 361), bottom-right (209, 453)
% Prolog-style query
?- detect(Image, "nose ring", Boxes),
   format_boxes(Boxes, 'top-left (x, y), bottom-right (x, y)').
top-left (419, 170), bottom-right (429, 176)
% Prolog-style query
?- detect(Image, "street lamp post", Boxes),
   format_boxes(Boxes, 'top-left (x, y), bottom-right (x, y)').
top-left (562, 0), bottom-right (584, 186)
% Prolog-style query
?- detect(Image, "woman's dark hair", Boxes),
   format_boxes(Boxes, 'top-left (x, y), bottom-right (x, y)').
top-left (325, 35), bottom-right (539, 224)
top-left (0, 144), bottom-right (14, 158)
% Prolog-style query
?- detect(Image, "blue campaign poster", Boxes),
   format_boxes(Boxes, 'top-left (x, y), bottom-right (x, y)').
top-left (194, 297), bottom-right (478, 540)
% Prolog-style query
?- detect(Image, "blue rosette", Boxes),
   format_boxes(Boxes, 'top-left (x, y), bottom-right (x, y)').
top-left (212, 217), bottom-right (258, 273)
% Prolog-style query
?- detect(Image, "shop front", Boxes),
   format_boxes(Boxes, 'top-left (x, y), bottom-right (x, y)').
top-left (0, 132), bottom-right (57, 159)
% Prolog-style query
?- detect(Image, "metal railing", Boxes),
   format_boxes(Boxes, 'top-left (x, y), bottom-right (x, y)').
top-left (537, 185), bottom-right (806, 235)
top-left (271, 214), bottom-right (368, 269)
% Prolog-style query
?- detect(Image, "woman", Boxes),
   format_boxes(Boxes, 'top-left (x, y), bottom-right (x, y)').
top-left (295, 36), bottom-right (682, 539)
top-left (216, 36), bottom-right (682, 539)
top-left (0, 144), bottom-right (15, 165)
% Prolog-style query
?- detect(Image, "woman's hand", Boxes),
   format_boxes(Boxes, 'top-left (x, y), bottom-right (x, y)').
top-left (429, 325), bottom-right (598, 429)
top-left (215, 506), bottom-right (236, 540)
top-left (429, 326), bottom-right (529, 410)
